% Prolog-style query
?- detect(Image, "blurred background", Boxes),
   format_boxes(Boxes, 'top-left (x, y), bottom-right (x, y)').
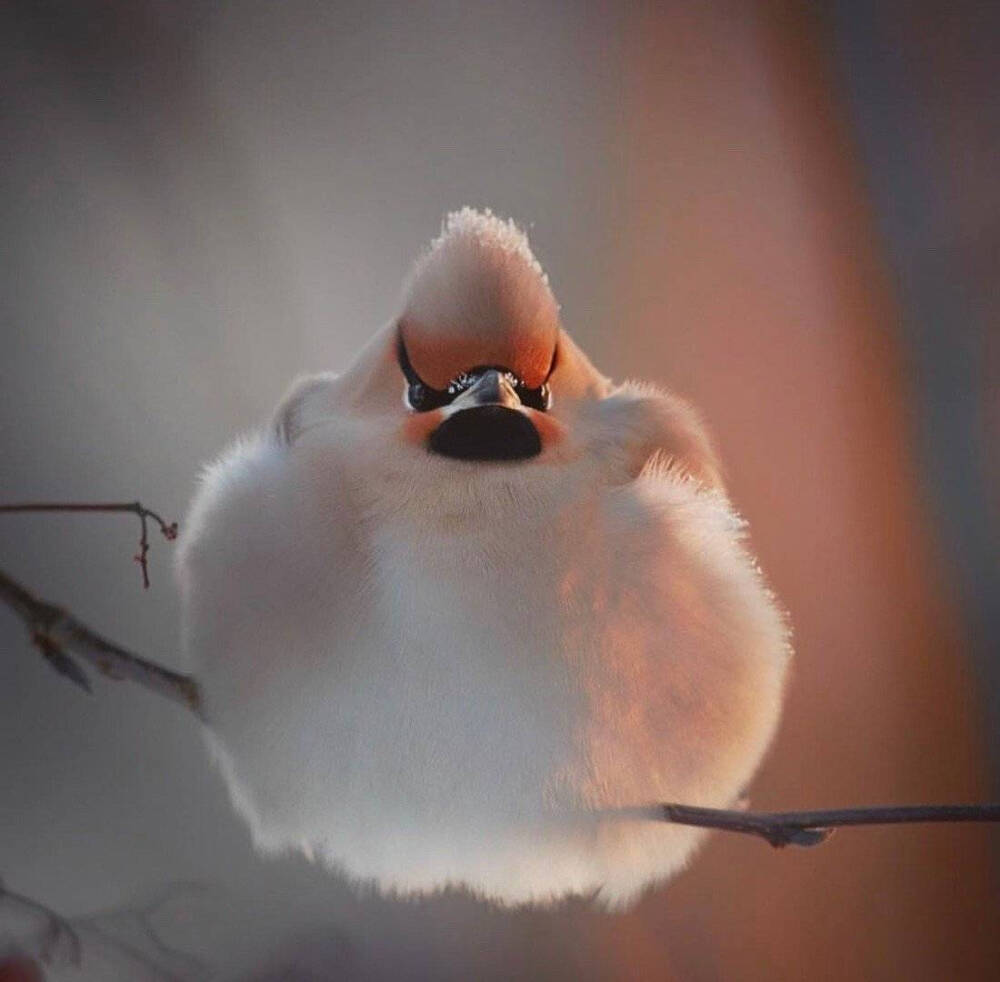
top-left (1, 1), bottom-right (997, 978)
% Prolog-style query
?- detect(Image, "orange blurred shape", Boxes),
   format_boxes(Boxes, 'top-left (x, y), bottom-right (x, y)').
top-left (0, 957), bottom-right (44, 982)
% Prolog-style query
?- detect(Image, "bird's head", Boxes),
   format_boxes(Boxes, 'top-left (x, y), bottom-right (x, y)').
top-left (273, 209), bottom-right (608, 466)
top-left (393, 208), bottom-right (600, 462)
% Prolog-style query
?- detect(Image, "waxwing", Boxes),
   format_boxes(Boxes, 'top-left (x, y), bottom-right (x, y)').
top-left (176, 208), bottom-right (789, 909)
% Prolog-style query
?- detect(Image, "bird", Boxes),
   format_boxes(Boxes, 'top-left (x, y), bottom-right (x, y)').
top-left (176, 208), bottom-right (790, 909)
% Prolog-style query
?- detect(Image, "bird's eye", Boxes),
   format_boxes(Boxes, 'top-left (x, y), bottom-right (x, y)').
top-left (407, 382), bottom-right (429, 411)
top-left (404, 380), bottom-right (451, 412)
top-left (517, 381), bottom-right (552, 412)
top-left (398, 332), bottom-right (450, 412)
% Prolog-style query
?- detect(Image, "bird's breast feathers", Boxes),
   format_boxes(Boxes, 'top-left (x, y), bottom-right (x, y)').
top-left (179, 404), bottom-right (787, 907)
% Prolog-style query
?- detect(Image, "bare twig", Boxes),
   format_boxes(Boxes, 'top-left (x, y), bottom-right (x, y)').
top-left (77, 881), bottom-right (212, 980)
top-left (0, 566), bottom-right (201, 717)
top-left (0, 878), bottom-right (211, 979)
top-left (0, 502), bottom-right (178, 588)
top-left (1, 503), bottom-right (998, 844)
top-left (657, 802), bottom-right (1000, 847)
top-left (0, 876), bottom-right (83, 968)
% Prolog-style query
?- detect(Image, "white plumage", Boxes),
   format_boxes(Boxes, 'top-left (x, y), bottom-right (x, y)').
top-left (177, 209), bottom-right (789, 908)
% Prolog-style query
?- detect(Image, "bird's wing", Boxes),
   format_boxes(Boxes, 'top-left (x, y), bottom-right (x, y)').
top-left (589, 382), bottom-right (724, 491)
top-left (272, 372), bottom-right (342, 444)
top-left (176, 377), bottom-right (365, 716)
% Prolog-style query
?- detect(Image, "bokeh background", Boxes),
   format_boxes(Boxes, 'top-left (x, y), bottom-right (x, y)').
top-left (1, 1), bottom-right (997, 978)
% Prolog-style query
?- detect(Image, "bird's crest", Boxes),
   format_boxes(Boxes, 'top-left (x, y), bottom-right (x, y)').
top-left (399, 208), bottom-right (560, 389)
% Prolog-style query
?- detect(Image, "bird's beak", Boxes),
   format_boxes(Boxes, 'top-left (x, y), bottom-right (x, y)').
top-left (452, 369), bottom-right (521, 412)
top-left (428, 370), bottom-right (542, 461)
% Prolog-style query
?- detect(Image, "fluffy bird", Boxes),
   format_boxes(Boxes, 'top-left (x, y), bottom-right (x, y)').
top-left (177, 209), bottom-right (789, 908)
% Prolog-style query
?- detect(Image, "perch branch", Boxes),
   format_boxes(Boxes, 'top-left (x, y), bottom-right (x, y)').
top-left (0, 878), bottom-right (210, 977)
top-left (0, 501), bottom-right (178, 588)
top-left (658, 802), bottom-right (1000, 847)
top-left (1, 501), bottom-right (998, 844)
top-left (0, 876), bottom-right (82, 968)
top-left (0, 566), bottom-right (201, 717)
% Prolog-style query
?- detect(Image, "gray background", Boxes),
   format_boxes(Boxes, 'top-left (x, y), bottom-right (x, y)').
top-left (2, 1), bottom-right (996, 978)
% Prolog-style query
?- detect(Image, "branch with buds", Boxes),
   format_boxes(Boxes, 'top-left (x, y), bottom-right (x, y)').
top-left (0, 501), bottom-right (177, 588)
top-left (0, 501), bottom-right (199, 716)
top-left (1, 501), bottom-right (998, 847)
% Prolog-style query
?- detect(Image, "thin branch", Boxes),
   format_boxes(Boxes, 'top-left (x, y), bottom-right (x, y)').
top-left (0, 502), bottom-right (178, 588)
top-left (0, 566), bottom-right (201, 717)
top-left (76, 881), bottom-right (212, 980)
top-left (0, 876), bottom-right (83, 968)
top-left (657, 802), bottom-right (1000, 847)
top-left (1, 878), bottom-right (210, 979)
top-left (1, 504), bottom-right (998, 844)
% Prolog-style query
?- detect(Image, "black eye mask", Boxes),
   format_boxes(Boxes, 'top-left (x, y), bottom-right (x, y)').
top-left (396, 333), bottom-right (553, 413)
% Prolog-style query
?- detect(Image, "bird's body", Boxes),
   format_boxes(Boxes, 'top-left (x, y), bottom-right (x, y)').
top-left (178, 210), bottom-right (789, 907)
